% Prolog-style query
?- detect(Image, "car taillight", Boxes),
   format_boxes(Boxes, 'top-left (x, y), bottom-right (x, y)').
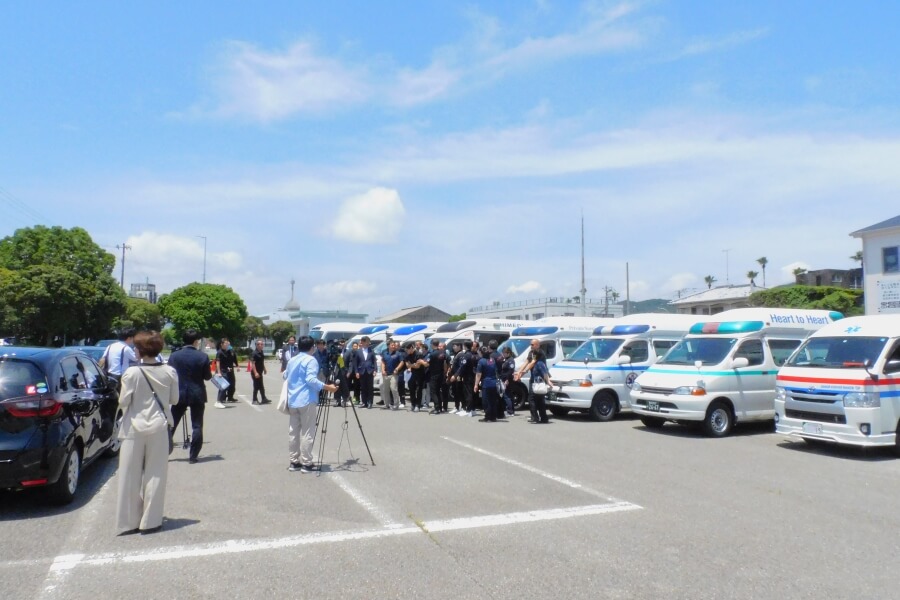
top-left (5, 397), bottom-right (62, 418)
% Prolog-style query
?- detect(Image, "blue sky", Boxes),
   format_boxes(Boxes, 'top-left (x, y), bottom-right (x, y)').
top-left (1, 1), bottom-right (898, 318)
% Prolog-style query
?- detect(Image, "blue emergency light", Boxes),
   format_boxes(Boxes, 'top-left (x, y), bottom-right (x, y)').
top-left (393, 324), bottom-right (428, 336)
top-left (511, 326), bottom-right (559, 336)
top-left (358, 325), bottom-right (389, 335)
top-left (593, 324), bottom-right (651, 336)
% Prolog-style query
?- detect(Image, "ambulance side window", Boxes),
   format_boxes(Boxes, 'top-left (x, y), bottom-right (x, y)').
top-left (622, 341), bottom-right (649, 363)
top-left (652, 340), bottom-right (676, 359)
top-left (767, 339), bottom-right (801, 366)
top-left (561, 340), bottom-right (581, 359)
top-left (541, 342), bottom-right (556, 359)
top-left (734, 340), bottom-right (764, 366)
top-left (885, 344), bottom-right (900, 374)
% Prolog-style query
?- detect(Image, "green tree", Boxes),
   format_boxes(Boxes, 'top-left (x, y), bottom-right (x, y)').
top-left (243, 315), bottom-right (268, 346)
top-left (792, 267), bottom-right (807, 282)
top-left (747, 270), bottom-right (759, 286)
top-left (756, 256), bottom-right (768, 287)
top-left (113, 297), bottom-right (164, 332)
top-left (703, 275), bottom-right (717, 289)
top-left (749, 285), bottom-right (863, 316)
top-left (850, 250), bottom-right (863, 264)
top-left (158, 283), bottom-right (248, 343)
top-left (448, 313), bottom-right (467, 322)
top-left (0, 226), bottom-right (126, 344)
top-left (268, 320), bottom-right (296, 349)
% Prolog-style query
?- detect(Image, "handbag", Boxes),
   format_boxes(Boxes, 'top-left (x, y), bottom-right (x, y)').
top-left (138, 367), bottom-right (175, 455)
top-left (211, 373), bottom-right (230, 391)
top-left (531, 380), bottom-right (549, 395)
top-left (276, 378), bottom-right (290, 414)
top-left (496, 377), bottom-right (506, 396)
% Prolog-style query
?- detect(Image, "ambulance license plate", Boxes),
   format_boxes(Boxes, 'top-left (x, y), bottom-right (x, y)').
top-left (802, 422), bottom-right (823, 434)
top-left (646, 401), bottom-right (660, 412)
top-left (547, 391), bottom-right (557, 402)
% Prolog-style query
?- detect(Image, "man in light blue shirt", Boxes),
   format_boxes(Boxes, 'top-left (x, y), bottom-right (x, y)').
top-left (284, 336), bottom-right (337, 473)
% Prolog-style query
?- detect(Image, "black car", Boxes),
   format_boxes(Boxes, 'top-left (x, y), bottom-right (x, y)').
top-left (0, 347), bottom-right (121, 504)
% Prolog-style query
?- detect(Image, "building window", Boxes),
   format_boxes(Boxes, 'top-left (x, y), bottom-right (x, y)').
top-left (831, 274), bottom-right (843, 283)
top-left (884, 246), bottom-right (899, 274)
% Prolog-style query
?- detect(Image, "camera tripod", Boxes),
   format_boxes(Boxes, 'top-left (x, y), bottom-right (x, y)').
top-left (313, 367), bottom-right (375, 470)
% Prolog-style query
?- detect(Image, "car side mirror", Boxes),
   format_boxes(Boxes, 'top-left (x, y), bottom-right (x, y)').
top-left (58, 376), bottom-right (68, 391)
top-left (694, 360), bottom-right (703, 369)
top-left (616, 354), bottom-right (632, 365)
top-left (884, 359), bottom-right (900, 374)
top-left (730, 357), bottom-right (750, 369)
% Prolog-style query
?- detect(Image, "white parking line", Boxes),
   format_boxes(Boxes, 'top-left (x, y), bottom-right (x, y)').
top-left (237, 394), bottom-right (263, 412)
top-left (4, 501), bottom-right (639, 571)
top-left (441, 436), bottom-right (637, 505)
top-left (328, 472), bottom-right (404, 529)
top-left (36, 460), bottom-right (116, 599)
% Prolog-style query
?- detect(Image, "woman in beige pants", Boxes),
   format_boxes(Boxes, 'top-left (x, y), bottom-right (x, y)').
top-left (116, 330), bottom-right (179, 534)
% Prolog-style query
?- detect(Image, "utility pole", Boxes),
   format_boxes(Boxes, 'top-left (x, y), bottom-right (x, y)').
top-left (116, 243), bottom-right (131, 289)
top-left (723, 248), bottom-right (731, 284)
top-left (625, 262), bottom-right (630, 316)
top-left (196, 235), bottom-right (207, 283)
top-left (580, 210), bottom-right (587, 316)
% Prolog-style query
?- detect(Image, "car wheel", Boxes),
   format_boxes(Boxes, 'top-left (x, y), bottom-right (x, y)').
top-left (549, 406), bottom-right (569, 417)
top-left (103, 410), bottom-right (124, 458)
top-left (509, 383), bottom-right (528, 411)
top-left (640, 416), bottom-right (666, 429)
top-left (48, 446), bottom-right (81, 505)
top-left (703, 401), bottom-right (733, 438)
top-left (589, 392), bottom-right (616, 422)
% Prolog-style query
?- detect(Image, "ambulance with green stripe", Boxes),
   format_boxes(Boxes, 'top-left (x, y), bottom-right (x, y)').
top-left (774, 314), bottom-right (900, 454)
top-left (631, 308), bottom-right (842, 437)
top-left (547, 314), bottom-right (701, 421)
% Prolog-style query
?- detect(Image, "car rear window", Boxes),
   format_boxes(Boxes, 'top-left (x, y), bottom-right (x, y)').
top-left (0, 360), bottom-right (49, 401)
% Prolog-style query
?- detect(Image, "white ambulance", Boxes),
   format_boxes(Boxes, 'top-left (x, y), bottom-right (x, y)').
top-left (631, 308), bottom-right (842, 437)
top-left (547, 314), bottom-right (700, 421)
top-left (774, 314), bottom-right (900, 454)
top-left (427, 319), bottom-right (527, 348)
top-left (309, 322), bottom-right (365, 345)
top-left (500, 317), bottom-right (614, 411)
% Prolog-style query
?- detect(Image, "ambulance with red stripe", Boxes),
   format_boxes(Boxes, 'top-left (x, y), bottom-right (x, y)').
top-left (631, 308), bottom-right (841, 437)
top-left (774, 315), bottom-right (900, 454)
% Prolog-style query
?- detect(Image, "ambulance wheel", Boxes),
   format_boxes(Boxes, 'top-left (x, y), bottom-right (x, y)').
top-left (549, 406), bottom-right (569, 417)
top-left (703, 401), bottom-right (733, 437)
top-left (509, 383), bottom-right (528, 412)
top-left (640, 416), bottom-right (665, 429)
top-left (589, 392), bottom-right (616, 422)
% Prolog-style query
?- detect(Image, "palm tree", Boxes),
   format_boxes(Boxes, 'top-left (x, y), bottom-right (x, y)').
top-left (850, 250), bottom-right (864, 289)
top-left (747, 270), bottom-right (759, 286)
top-left (792, 267), bottom-right (807, 283)
top-left (756, 256), bottom-right (768, 287)
top-left (704, 275), bottom-right (717, 289)
top-left (850, 250), bottom-right (863, 264)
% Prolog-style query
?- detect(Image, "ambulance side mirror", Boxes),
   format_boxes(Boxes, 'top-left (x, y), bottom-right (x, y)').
top-left (616, 355), bottom-right (632, 365)
top-left (730, 357), bottom-right (749, 369)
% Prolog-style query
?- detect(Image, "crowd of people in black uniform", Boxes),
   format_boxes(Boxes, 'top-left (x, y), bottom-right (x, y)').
top-left (298, 335), bottom-right (552, 424)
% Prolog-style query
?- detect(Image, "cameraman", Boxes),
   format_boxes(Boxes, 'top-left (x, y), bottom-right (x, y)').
top-left (332, 339), bottom-right (350, 407)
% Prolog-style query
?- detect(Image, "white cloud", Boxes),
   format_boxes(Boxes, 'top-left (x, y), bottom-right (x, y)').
top-left (661, 27), bottom-right (770, 63)
top-left (206, 41), bottom-right (369, 121)
top-left (661, 272), bottom-right (699, 294)
top-left (331, 187), bottom-right (405, 244)
top-left (781, 261), bottom-right (811, 282)
top-left (312, 280), bottom-right (377, 298)
top-left (507, 280), bottom-right (546, 294)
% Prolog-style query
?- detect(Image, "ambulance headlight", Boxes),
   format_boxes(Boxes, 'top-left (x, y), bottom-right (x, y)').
top-left (673, 386), bottom-right (706, 396)
top-left (631, 382), bottom-right (642, 394)
top-left (843, 392), bottom-right (880, 408)
top-left (775, 386), bottom-right (786, 402)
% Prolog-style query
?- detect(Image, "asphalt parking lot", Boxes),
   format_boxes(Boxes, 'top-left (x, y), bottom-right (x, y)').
top-left (3, 365), bottom-right (900, 599)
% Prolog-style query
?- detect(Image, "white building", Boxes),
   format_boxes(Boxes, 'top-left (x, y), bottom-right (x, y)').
top-left (467, 297), bottom-right (623, 321)
top-left (851, 214), bottom-right (900, 315)
top-left (129, 281), bottom-right (157, 304)
top-left (669, 284), bottom-right (762, 315)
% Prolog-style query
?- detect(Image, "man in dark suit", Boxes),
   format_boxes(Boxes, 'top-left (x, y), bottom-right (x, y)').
top-left (281, 335), bottom-right (299, 373)
top-left (167, 328), bottom-right (212, 463)
top-left (351, 335), bottom-right (377, 408)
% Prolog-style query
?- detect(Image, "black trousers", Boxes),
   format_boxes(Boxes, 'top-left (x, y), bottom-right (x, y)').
top-left (408, 376), bottom-right (425, 408)
top-left (462, 377), bottom-right (476, 412)
top-left (335, 369), bottom-right (349, 402)
top-left (429, 377), bottom-right (448, 412)
top-left (171, 402), bottom-right (205, 460)
top-left (252, 374), bottom-right (267, 402)
top-left (359, 372), bottom-right (374, 407)
top-left (482, 385), bottom-right (501, 420)
top-left (529, 387), bottom-right (548, 422)
top-left (217, 369), bottom-right (236, 402)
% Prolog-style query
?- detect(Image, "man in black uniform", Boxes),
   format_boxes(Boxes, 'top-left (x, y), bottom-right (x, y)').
top-left (404, 342), bottom-right (427, 412)
top-left (452, 340), bottom-right (478, 417)
top-left (448, 341), bottom-right (464, 413)
top-left (167, 328), bottom-right (212, 463)
top-left (426, 338), bottom-right (449, 414)
top-left (215, 337), bottom-right (239, 406)
top-left (250, 339), bottom-right (269, 404)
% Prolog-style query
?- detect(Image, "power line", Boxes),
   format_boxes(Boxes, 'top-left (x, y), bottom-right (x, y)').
top-left (0, 185), bottom-right (52, 225)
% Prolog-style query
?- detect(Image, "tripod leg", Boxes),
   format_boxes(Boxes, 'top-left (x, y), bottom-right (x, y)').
top-left (316, 402), bottom-right (329, 471)
top-left (347, 400), bottom-right (375, 466)
top-left (182, 410), bottom-right (190, 450)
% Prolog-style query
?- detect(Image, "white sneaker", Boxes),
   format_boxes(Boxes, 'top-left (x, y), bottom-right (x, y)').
top-left (214, 402), bottom-right (226, 409)
top-left (457, 410), bottom-right (467, 417)
top-left (467, 411), bottom-right (476, 417)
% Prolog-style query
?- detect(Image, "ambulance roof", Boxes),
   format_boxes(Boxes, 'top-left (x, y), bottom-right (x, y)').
top-left (687, 308), bottom-right (842, 335)
top-left (592, 313), bottom-right (701, 336)
top-left (808, 314), bottom-right (900, 339)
